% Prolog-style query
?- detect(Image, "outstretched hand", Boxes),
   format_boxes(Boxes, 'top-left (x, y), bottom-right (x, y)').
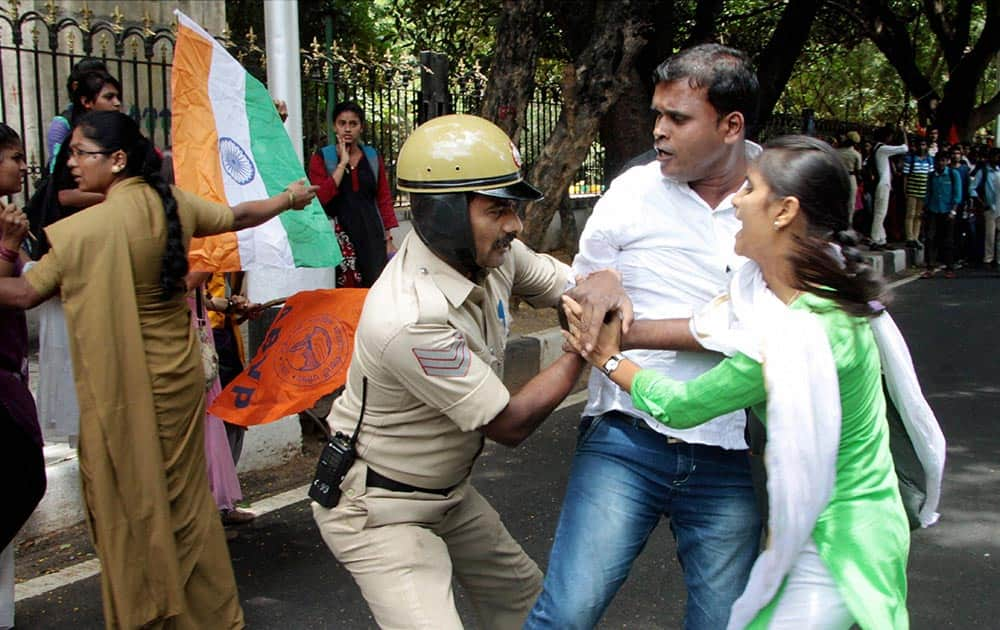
top-left (285, 178), bottom-right (319, 210)
top-left (563, 269), bottom-right (633, 355)
top-left (561, 295), bottom-right (622, 368)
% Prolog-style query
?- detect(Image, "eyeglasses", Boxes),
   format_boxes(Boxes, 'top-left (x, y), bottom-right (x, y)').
top-left (68, 146), bottom-right (115, 159)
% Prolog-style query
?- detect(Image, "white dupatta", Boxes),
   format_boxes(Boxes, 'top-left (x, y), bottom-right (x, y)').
top-left (690, 262), bottom-right (945, 629)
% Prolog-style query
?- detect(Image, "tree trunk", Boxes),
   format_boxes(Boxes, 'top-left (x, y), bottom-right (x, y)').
top-left (599, 66), bottom-right (654, 182)
top-left (600, 0), bottom-right (676, 182)
top-left (754, 0), bottom-right (821, 132)
top-left (520, 0), bottom-right (647, 251)
top-left (479, 0), bottom-right (546, 142)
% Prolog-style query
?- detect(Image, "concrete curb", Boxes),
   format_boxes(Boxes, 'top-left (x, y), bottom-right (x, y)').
top-left (23, 244), bottom-right (911, 540)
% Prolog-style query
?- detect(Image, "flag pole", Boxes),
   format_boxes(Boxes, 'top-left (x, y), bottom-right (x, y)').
top-left (263, 0), bottom-right (304, 163)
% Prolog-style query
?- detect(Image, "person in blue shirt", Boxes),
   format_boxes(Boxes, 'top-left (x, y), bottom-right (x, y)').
top-left (949, 146), bottom-right (975, 267)
top-left (922, 152), bottom-right (962, 278)
top-left (971, 148), bottom-right (1000, 268)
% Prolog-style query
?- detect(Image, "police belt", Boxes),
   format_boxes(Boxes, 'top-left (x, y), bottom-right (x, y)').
top-left (366, 468), bottom-right (460, 497)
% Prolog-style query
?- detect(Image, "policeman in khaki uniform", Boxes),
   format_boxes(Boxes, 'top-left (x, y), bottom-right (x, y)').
top-left (313, 115), bottom-right (608, 629)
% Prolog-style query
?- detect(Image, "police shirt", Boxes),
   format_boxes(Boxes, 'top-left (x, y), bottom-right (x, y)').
top-left (327, 231), bottom-right (570, 489)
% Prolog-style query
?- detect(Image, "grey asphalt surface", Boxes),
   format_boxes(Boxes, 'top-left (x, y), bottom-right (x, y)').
top-left (13, 272), bottom-right (1000, 629)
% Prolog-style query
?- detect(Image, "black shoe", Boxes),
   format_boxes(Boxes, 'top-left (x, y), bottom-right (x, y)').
top-left (869, 243), bottom-right (887, 251)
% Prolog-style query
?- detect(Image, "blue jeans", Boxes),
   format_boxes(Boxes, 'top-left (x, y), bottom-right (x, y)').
top-left (525, 411), bottom-right (761, 630)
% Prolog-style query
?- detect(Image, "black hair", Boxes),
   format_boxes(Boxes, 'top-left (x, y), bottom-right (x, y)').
top-left (76, 111), bottom-right (186, 300)
top-left (756, 135), bottom-right (885, 318)
top-left (874, 124), bottom-right (895, 143)
top-left (0, 122), bottom-right (21, 153)
top-left (331, 101), bottom-right (366, 128)
top-left (653, 43), bottom-right (759, 128)
top-left (66, 58), bottom-right (108, 98)
top-left (70, 71), bottom-right (121, 125)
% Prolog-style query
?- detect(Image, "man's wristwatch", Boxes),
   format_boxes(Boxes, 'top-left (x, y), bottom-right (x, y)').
top-left (600, 353), bottom-right (626, 376)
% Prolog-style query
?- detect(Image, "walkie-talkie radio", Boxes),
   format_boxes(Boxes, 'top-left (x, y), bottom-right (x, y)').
top-left (309, 378), bottom-right (368, 508)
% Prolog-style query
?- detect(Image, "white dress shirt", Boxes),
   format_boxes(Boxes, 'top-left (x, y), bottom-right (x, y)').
top-left (572, 145), bottom-right (760, 450)
top-left (874, 143), bottom-right (908, 187)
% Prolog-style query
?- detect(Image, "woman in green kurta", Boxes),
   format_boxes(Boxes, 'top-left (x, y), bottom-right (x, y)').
top-left (563, 136), bottom-right (940, 629)
top-left (0, 111), bottom-right (317, 629)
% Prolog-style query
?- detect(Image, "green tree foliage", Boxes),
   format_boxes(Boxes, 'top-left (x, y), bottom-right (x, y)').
top-left (225, 0), bottom-right (396, 70)
top-left (382, 0), bottom-right (502, 62)
top-left (831, 0), bottom-right (999, 139)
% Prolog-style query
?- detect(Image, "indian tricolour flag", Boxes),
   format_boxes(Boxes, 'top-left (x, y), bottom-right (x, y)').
top-left (171, 10), bottom-right (340, 271)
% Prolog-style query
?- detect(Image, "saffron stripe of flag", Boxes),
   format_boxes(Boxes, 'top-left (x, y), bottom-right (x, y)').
top-left (171, 10), bottom-right (341, 271)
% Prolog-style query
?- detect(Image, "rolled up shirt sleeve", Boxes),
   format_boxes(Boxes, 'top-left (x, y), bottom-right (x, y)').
top-left (510, 239), bottom-right (571, 309)
top-left (382, 323), bottom-right (510, 432)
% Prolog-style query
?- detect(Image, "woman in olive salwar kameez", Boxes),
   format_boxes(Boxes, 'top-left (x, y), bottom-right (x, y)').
top-left (0, 112), bottom-right (316, 629)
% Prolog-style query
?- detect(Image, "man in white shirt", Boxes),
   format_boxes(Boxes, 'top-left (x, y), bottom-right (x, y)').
top-left (526, 43), bottom-right (762, 630)
top-left (869, 124), bottom-right (909, 249)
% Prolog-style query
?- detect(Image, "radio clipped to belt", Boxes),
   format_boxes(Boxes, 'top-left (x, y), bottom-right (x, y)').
top-left (308, 378), bottom-right (368, 508)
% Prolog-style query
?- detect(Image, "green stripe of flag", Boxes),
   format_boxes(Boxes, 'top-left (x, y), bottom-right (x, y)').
top-left (245, 73), bottom-right (342, 268)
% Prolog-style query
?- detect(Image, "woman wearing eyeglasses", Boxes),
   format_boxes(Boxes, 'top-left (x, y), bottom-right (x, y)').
top-left (0, 111), bottom-right (317, 629)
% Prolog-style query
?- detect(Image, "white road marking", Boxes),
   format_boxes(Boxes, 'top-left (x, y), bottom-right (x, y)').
top-left (15, 483), bottom-right (312, 602)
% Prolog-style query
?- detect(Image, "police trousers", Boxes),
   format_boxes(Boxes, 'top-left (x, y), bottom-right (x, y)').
top-left (312, 461), bottom-right (541, 630)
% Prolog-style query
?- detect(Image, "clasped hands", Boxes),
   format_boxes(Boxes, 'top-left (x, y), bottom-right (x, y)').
top-left (561, 269), bottom-right (631, 369)
top-left (0, 201), bottom-right (29, 248)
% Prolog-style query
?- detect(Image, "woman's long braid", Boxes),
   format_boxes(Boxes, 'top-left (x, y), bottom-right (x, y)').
top-left (139, 142), bottom-right (187, 299)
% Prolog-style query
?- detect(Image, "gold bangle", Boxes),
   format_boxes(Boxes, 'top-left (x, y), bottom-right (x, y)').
top-left (286, 190), bottom-right (295, 210)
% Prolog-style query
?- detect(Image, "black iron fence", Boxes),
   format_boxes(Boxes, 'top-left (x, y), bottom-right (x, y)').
top-left (299, 46), bottom-right (607, 203)
top-left (3, 5), bottom-right (881, 212)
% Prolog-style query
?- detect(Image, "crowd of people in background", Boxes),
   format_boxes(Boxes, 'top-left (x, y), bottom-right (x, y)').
top-left (829, 124), bottom-right (999, 278)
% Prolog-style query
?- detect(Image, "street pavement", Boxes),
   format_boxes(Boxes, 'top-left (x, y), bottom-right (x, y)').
top-left (13, 273), bottom-right (1000, 628)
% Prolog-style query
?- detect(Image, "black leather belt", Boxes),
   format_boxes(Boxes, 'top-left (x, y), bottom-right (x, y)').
top-left (366, 468), bottom-right (459, 497)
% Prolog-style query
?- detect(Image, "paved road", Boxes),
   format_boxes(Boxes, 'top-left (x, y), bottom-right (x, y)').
top-left (14, 274), bottom-right (999, 628)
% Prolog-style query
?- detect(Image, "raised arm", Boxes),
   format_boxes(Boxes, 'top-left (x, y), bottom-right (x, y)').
top-left (230, 178), bottom-right (317, 231)
top-left (0, 204), bottom-right (50, 309)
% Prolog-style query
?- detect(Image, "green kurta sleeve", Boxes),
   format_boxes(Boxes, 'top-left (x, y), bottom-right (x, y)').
top-left (631, 351), bottom-right (767, 429)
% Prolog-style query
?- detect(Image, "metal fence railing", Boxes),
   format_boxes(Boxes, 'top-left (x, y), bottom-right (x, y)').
top-left (6, 6), bottom-right (878, 211)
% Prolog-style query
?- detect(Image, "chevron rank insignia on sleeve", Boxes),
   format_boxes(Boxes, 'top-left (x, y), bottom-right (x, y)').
top-left (412, 333), bottom-right (472, 377)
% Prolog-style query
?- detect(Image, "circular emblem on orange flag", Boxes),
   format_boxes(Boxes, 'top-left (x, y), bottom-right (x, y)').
top-left (275, 314), bottom-right (350, 387)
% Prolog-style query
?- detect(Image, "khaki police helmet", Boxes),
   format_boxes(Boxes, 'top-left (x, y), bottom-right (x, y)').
top-left (396, 114), bottom-right (542, 200)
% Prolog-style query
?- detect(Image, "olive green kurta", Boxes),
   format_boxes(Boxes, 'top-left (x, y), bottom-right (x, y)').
top-left (25, 177), bottom-right (244, 629)
top-left (632, 293), bottom-right (910, 629)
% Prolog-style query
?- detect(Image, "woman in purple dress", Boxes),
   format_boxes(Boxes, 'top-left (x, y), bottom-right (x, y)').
top-left (0, 123), bottom-right (46, 628)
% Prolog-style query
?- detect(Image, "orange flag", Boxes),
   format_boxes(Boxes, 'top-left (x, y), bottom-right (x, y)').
top-left (210, 288), bottom-right (367, 426)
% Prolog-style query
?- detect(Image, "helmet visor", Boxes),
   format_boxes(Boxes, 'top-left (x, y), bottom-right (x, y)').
top-left (476, 179), bottom-right (544, 201)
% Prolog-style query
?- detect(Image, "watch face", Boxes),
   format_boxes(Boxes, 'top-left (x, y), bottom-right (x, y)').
top-left (604, 356), bottom-right (621, 374)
